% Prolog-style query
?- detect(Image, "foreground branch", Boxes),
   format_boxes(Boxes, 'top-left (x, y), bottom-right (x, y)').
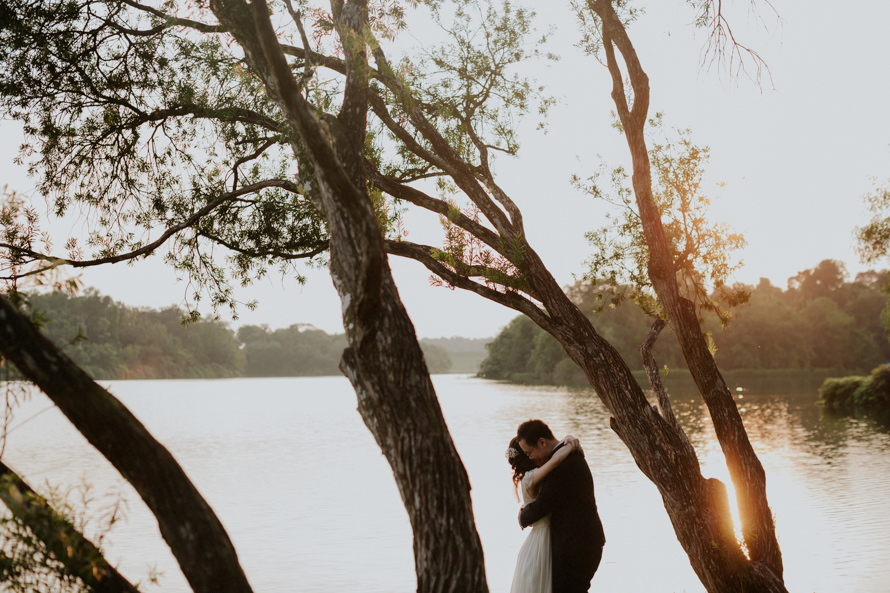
top-left (0, 461), bottom-right (139, 593)
top-left (0, 296), bottom-right (253, 593)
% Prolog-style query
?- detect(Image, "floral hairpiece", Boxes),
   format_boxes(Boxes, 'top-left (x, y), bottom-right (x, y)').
top-left (505, 447), bottom-right (520, 460)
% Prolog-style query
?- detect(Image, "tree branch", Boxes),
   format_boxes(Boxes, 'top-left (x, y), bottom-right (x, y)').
top-left (385, 239), bottom-right (553, 332)
top-left (118, 0), bottom-right (226, 34)
top-left (0, 296), bottom-right (254, 593)
top-left (0, 179), bottom-right (302, 280)
top-left (639, 317), bottom-right (695, 461)
top-left (366, 166), bottom-right (504, 254)
top-left (0, 461), bottom-right (140, 593)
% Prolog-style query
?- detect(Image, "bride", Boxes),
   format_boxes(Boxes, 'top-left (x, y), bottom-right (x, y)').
top-left (505, 434), bottom-right (580, 593)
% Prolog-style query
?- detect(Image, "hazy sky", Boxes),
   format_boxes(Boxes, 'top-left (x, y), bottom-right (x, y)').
top-left (2, 1), bottom-right (889, 339)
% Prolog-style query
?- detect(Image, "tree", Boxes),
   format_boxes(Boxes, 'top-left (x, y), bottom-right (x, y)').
top-left (0, 1), bottom-right (788, 591)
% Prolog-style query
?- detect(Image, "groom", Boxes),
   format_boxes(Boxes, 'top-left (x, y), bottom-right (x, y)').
top-left (517, 419), bottom-right (606, 593)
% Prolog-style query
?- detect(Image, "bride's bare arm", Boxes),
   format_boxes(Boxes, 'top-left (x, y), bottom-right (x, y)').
top-left (527, 435), bottom-right (581, 492)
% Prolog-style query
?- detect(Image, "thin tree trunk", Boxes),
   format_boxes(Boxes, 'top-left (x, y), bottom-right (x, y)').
top-left (590, 0), bottom-right (786, 589)
top-left (0, 296), bottom-right (254, 593)
top-left (0, 461), bottom-right (140, 593)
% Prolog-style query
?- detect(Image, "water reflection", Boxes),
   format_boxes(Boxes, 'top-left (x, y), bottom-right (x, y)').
top-left (2, 376), bottom-right (888, 593)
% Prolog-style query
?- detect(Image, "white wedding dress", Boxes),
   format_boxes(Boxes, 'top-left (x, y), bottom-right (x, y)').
top-left (509, 468), bottom-right (552, 593)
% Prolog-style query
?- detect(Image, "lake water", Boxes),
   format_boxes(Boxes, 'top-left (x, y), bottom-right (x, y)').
top-left (3, 375), bottom-right (889, 593)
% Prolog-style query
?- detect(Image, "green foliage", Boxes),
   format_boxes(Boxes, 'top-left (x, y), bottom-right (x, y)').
top-left (23, 289), bottom-right (245, 380)
top-left (0, 475), bottom-right (134, 593)
top-left (483, 261), bottom-right (890, 385)
top-left (10, 288), bottom-right (461, 379)
top-left (237, 324), bottom-right (347, 377)
top-left (819, 364), bottom-right (890, 412)
top-left (419, 342), bottom-right (453, 374)
top-left (421, 336), bottom-right (489, 373)
top-left (479, 282), bottom-right (686, 383)
top-left (0, 0), bottom-right (331, 316)
top-left (392, 0), bottom-right (556, 167)
top-left (0, 0), bottom-right (560, 320)
top-left (477, 315), bottom-right (538, 381)
top-left (579, 121), bottom-right (748, 324)
top-left (856, 179), bottom-right (890, 264)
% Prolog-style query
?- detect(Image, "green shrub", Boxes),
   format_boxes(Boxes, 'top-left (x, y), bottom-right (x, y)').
top-left (819, 364), bottom-right (890, 412)
top-left (819, 376), bottom-right (866, 410)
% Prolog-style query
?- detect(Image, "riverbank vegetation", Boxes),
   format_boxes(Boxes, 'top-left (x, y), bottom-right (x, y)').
top-left (819, 364), bottom-right (890, 414)
top-left (11, 289), bottom-right (475, 379)
top-left (481, 260), bottom-right (890, 385)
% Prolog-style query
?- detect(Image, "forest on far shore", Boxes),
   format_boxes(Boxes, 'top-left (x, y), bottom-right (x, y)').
top-left (9, 260), bottom-right (887, 384)
top-left (480, 260), bottom-right (890, 385)
top-left (9, 289), bottom-right (488, 380)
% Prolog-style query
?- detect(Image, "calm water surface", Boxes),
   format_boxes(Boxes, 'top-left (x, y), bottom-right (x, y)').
top-left (4, 375), bottom-right (890, 592)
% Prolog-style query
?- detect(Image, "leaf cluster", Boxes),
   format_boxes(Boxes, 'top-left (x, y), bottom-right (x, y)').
top-left (1, 0), bottom-right (558, 318)
top-left (0, 0), bottom-right (330, 314)
top-left (0, 475), bottom-right (132, 593)
top-left (579, 121), bottom-right (748, 325)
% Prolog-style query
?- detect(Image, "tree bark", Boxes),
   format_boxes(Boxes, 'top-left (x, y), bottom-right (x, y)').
top-left (362, 0), bottom-right (788, 584)
top-left (589, 1), bottom-right (786, 589)
top-left (0, 461), bottom-right (140, 593)
top-left (209, 1), bottom-right (488, 591)
top-left (0, 296), bottom-right (254, 593)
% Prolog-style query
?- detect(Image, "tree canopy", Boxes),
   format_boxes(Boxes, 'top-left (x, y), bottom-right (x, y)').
top-left (0, 1), bottom-right (795, 591)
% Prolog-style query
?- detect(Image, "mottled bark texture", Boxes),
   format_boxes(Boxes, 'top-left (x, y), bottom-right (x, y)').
top-left (0, 461), bottom-right (139, 593)
top-left (208, 1), bottom-right (488, 591)
top-left (0, 296), bottom-right (254, 593)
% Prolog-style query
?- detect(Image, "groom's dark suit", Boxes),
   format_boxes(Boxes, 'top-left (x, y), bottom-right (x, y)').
top-left (519, 443), bottom-right (605, 593)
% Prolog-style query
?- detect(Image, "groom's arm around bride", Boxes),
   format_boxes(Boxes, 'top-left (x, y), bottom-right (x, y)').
top-left (517, 420), bottom-right (606, 593)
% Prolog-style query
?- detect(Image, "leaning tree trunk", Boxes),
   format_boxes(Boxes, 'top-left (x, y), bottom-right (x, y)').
top-left (210, 1), bottom-right (488, 591)
top-left (520, 240), bottom-right (776, 593)
top-left (588, 1), bottom-right (786, 590)
top-left (0, 296), bottom-right (254, 593)
top-left (366, 16), bottom-right (787, 587)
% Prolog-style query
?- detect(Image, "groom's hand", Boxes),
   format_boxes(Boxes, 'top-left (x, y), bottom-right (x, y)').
top-left (518, 507), bottom-right (525, 529)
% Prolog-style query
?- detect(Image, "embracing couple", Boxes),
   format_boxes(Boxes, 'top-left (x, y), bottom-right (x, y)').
top-left (505, 419), bottom-right (606, 593)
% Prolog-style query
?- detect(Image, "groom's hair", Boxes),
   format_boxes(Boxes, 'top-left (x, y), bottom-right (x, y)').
top-left (516, 419), bottom-right (555, 444)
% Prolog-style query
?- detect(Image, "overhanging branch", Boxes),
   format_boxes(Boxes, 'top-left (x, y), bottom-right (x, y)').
top-left (0, 179), bottom-right (303, 280)
top-left (384, 238), bottom-right (553, 333)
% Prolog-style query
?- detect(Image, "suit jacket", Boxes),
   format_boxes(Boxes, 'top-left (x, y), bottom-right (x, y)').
top-left (519, 444), bottom-right (605, 593)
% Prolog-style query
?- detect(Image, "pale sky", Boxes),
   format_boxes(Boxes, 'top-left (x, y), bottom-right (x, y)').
top-left (1, 1), bottom-right (889, 339)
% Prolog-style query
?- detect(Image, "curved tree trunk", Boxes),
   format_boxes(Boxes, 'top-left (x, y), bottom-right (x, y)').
top-left (521, 245), bottom-right (772, 593)
top-left (0, 296), bottom-right (254, 593)
top-left (591, 0), bottom-right (784, 587)
top-left (210, 1), bottom-right (489, 591)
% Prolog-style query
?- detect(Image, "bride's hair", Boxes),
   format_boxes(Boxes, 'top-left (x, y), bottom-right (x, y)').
top-left (506, 436), bottom-right (536, 497)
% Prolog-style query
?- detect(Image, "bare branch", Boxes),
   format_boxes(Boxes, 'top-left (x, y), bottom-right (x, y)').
top-left (118, 0), bottom-right (226, 34)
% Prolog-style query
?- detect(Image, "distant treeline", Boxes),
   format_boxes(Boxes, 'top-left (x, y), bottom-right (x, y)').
top-left (480, 260), bottom-right (890, 385)
top-left (8, 289), bottom-right (487, 380)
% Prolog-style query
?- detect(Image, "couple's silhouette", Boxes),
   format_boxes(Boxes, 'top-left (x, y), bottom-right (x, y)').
top-left (506, 419), bottom-right (606, 593)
